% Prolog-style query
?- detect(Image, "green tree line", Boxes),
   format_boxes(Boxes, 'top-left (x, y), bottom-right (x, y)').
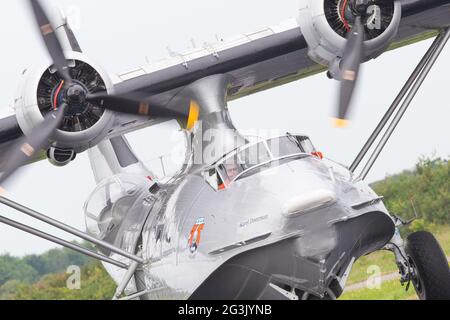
top-left (372, 156), bottom-right (449, 226)
top-left (0, 244), bottom-right (101, 300)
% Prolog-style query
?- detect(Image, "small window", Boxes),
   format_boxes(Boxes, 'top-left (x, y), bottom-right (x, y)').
top-left (267, 136), bottom-right (304, 158)
top-left (298, 136), bottom-right (317, 154)
top-left (204, 168), bottom-right (220, 191)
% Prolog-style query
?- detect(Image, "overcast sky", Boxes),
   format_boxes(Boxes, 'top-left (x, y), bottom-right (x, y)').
top-left (0, 0), bottom-right (449, 256)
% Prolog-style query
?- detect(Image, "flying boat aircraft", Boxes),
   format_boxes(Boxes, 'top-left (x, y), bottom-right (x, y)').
top-left (0, 0), bottom-right (449, 300)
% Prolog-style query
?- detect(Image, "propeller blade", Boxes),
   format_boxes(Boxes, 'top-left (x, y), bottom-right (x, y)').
top-left (0, 104), bottom-right (67, 187)
top-left (86, 93), bottom-right (200, 130)
top-left (29, 0), bottom-right (72, 83)
top-left (335, 15), bottom-right (365, 127)
top-left (186, 100), bottom-right (200, 131)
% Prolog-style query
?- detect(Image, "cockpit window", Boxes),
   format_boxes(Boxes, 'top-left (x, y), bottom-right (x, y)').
top-left (238, 143), bottom-right (272, 169)
top-left (204, 168), bottom-right (221, 191)
top-left (298, 136), bottom-right (317, 154)
top-left (204, 134), bottom-right (319, 191)
top-left (217, 162), bottom-right (243, 188)
top-left (267, 136), bottom-right (303, 158)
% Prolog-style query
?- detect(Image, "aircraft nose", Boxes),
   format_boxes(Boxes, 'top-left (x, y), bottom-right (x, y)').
top-left (281, 189), bottom-right (337, 217)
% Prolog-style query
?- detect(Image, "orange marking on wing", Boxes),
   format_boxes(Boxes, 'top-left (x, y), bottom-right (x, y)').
top-left (20, 143), bottom-right (35, 157)
top-left (41, 24), bottom-right (53, 36)
top-left (138, 102), bottom-right (150, 115)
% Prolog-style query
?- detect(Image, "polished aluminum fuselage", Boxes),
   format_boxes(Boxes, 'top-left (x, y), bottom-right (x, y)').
top-left (95, 154), bottom-right (395, 300)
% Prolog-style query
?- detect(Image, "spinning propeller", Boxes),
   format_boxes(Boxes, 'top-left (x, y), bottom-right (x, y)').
top-left (0, 0), bottom-right (200, 188)
top-left (334, 0), bottom-right (398, 127)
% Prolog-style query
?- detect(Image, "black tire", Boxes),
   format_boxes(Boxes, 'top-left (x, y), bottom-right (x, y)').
top-left (405, 231), bottom-right (450, 300)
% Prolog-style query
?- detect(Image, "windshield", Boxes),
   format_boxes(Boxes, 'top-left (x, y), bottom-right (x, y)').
top-left (205, 134), bottom-right (318, 190)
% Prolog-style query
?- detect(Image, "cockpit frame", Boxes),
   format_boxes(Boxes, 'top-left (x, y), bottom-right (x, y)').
top-left (204, 134), bottom-right (320, 190)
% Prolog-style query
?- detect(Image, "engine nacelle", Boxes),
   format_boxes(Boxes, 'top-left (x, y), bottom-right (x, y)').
top-left (14, 51), bottom-right (115, 155)
top-left (298, 0), bottom-right (402, 78)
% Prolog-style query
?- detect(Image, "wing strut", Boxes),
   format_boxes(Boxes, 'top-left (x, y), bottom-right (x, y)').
top-left (0, 214), bottom-right (127, 269)
top-left (0, 196), bottom-right (144, 268)
top-left (349, 27), bottom-right (450, 180)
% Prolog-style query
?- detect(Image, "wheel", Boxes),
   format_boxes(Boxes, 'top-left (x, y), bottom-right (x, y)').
top-left (405, 231), bottom-right (450, 300)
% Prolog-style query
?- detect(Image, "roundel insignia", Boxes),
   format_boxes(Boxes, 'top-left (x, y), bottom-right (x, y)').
top-left (188, 217), bottom-right (205, 254)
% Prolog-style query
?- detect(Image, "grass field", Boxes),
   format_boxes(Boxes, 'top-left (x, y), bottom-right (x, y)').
top-left (339, 225), bottom-right (450, 300)
top-left (340, 279), bottom-right (418, 300)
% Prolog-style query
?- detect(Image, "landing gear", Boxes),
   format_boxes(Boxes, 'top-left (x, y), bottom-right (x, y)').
top-left (405, 231), bottom-right (450, 300)
top-left (387, 228), bottom-right (450, 300)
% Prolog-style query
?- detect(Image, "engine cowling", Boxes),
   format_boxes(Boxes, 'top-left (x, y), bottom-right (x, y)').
top-left (14, 51), bottom-right (115, 157)
top-left (298, 0), bottom-right (402, 78)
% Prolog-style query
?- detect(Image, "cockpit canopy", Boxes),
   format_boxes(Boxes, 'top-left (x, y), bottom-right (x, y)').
top-left (204, 134), bottom-right (320, 190)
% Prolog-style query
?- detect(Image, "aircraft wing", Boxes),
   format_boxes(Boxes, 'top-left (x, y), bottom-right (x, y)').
top-left (112, 0), bottom-right (450, 101)
top-left (104, 0), bottom-right (450, 137)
